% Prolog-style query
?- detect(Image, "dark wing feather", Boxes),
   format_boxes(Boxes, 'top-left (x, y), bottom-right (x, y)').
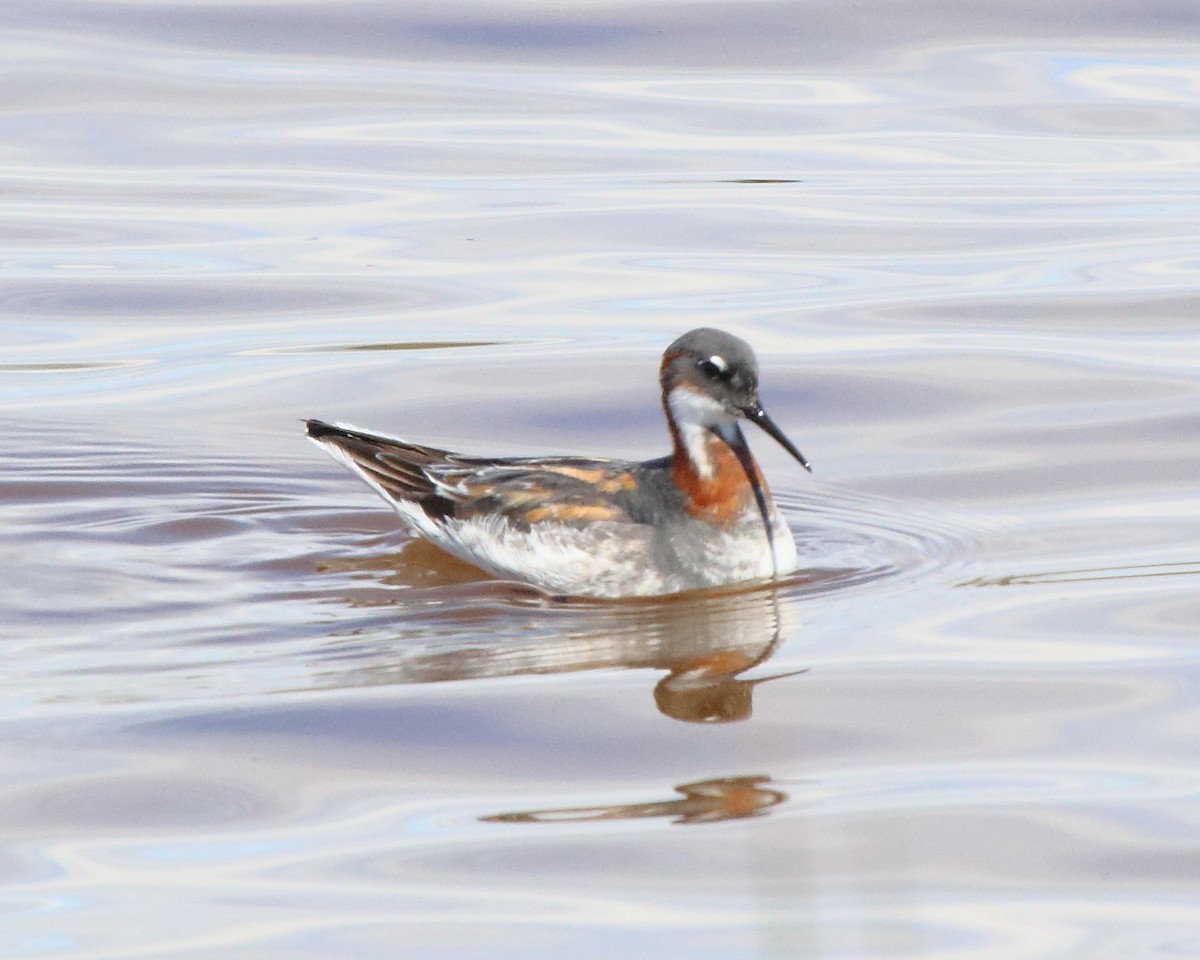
top-left (306, 419), bottom-right (458, 515)
top-left (306, 419), bottom-right (642, 527)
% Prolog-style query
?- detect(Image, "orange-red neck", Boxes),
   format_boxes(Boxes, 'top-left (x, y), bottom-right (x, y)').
top-left (668, 424), bottom-right (760, 526)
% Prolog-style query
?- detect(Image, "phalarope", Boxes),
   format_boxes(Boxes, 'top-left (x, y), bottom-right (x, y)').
top-left (306, 327), bottom-right (812, 598)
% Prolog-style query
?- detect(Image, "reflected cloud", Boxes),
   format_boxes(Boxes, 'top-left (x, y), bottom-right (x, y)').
top-left (310, 561), bottom-right (803, 723)
top-left (590, 75), bottom-right (885, 107)
top-left (1065, 61), bottom-right (1200, 105)
top-left (483, 775), bottom-right (788, 826)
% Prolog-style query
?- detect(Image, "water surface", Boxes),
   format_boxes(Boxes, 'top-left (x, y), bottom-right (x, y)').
top-left (3, 3), bottom-right (1200, 958)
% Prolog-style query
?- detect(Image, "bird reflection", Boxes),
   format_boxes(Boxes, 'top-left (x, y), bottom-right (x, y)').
top-left (655, 651), bottom-right (804, 724)
top-left (483, 775), bottom-right (788, 826)
top-left (313, 544), bottom-right (806, 723)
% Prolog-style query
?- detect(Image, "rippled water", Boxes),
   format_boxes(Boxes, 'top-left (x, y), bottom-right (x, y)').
top-left (4, 3), bottom-right (1200, 958)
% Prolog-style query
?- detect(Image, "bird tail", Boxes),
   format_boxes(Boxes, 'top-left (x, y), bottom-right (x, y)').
top-left (304, 419), bottom-right (454, 514)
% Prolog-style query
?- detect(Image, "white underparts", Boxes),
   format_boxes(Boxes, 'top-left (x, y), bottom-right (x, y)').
top-left (309, 418), bottom-right (800, 597)
top-left (666, 385), bottom-right (735, 479)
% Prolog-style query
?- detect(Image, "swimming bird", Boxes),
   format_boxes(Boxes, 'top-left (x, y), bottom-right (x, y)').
top-left (306, 327), bottom-right (811, 598)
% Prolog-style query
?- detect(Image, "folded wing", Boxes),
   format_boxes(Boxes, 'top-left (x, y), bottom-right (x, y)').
top-left (305, 419), bottom-right (639, 528)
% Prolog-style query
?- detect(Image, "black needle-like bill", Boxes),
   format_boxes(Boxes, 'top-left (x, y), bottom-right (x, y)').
top-left (742, 405), bottom-right (812, 473)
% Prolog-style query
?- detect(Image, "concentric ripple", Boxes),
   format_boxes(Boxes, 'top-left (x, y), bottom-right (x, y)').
top-left (775, 485), bottom-right (986, 599)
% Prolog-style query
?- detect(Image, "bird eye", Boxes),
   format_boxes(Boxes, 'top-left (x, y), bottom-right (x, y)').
top-left (697, 356), bottom-right (730, 380)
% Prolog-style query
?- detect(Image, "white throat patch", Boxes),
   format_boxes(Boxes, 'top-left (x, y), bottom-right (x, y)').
top-left (667, 385), bottom-right (735, 479)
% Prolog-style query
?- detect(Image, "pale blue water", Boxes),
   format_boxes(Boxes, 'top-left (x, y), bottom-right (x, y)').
top-left (3, 3), bottom-right (1200, 958)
